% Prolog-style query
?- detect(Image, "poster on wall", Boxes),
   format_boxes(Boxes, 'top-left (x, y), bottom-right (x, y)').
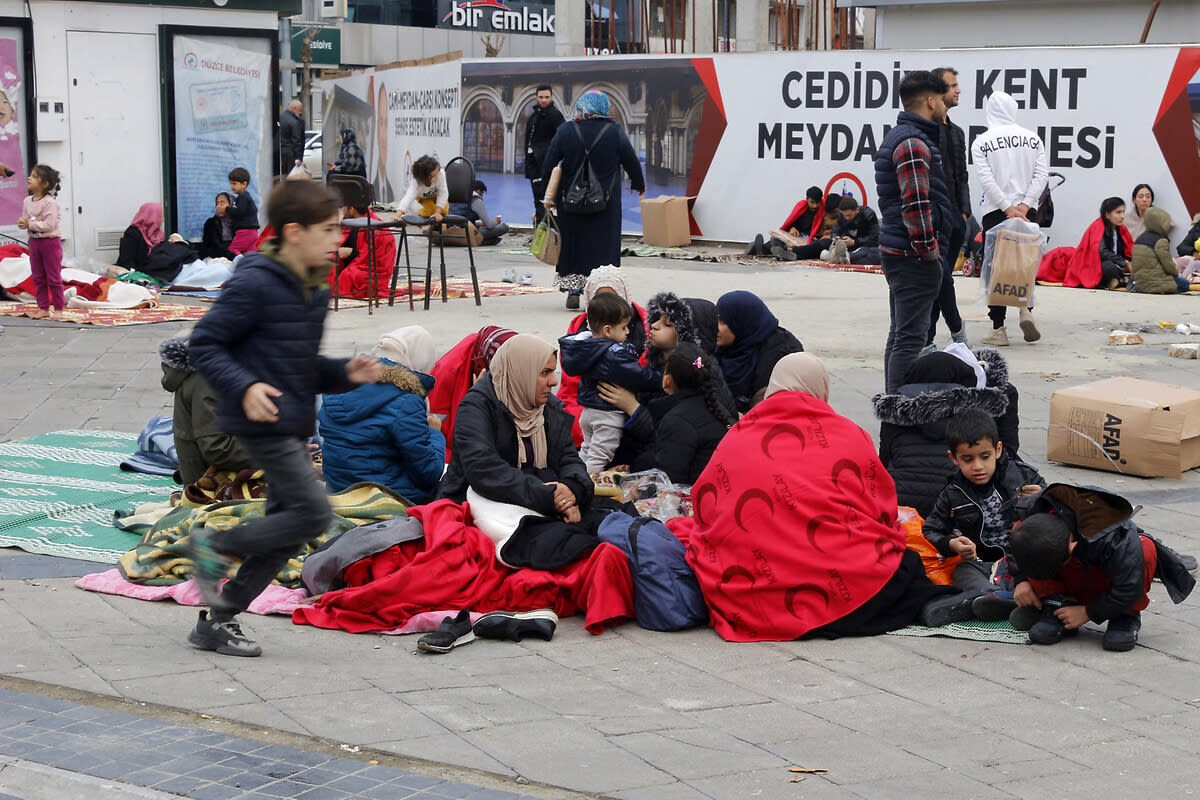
top-left (0, 37), bottom-right (26, 226)
top-left (172, 36), bottom-right (272, 240)
top-left (322, 59), bottom-right (461, 208)
top-left (461, 47), bottom-right (1200, 246)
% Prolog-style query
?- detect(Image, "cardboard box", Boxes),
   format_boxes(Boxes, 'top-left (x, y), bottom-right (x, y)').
top-left (640, 195), bottom-right (692, 247)
top-left (1047, 377), bottom-right (1200, 478)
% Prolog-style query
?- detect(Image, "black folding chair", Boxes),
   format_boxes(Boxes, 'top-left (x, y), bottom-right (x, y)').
top-left (389, 156), bottom-right (482, 310)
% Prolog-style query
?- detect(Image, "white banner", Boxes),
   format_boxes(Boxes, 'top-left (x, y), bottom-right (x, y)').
top-left (323, 59), bottom-right (462, 206)
top-left (172, 36), bottom-right (272, 240)
top-left (697, 47), bottom-right (1189, 247)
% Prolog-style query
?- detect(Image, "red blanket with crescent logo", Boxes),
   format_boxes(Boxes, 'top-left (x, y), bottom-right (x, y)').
top-left (291, 499), bottom-right (634, 635)
top-left (677, 391), bottom-right (905, 642)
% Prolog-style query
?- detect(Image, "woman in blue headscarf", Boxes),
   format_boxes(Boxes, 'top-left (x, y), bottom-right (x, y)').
top-left (541, 90), bottom-right (646, 310)
top-left (715, 291), bottom-right (805, 413)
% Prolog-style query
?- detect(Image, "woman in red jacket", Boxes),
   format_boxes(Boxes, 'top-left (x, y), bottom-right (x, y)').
top-left (1064, 197), bottom-right (1134, 289)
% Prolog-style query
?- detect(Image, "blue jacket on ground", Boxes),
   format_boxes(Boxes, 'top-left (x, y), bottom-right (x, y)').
top-left (558, 330), bottom-right (661, 411)
top-left (318, 361), bottom-right (446, 502)
top-left (189, 241), bottom-right (355, 439)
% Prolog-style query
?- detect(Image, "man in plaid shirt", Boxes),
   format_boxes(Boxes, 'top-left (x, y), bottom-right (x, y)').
top-left (873, 71), bottom-right (956, 394)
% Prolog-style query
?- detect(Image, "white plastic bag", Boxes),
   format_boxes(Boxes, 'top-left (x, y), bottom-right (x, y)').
top-left (980, 217), bottom-right (1047, 307)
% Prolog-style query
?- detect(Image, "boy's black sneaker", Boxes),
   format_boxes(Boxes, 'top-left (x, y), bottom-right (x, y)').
top-left (473, 609), bottom-right (559, 642)
top-left (417, 610), bottom-right (475, 654)
top-left (188, 611), bottom-right (262, 657)
top-left (919, 592), bottom-right (977, 627)
top-left (188, 531), bottom-right (230, 609)
top-left (1102, 612), bottom-right (1141, 652)
top-left (972, 593), bottom-right (1018, 622)
top-left (1027, 613), bottom-right (1068, 645)
top-left (1008, 605), bottom-right (1040, 631)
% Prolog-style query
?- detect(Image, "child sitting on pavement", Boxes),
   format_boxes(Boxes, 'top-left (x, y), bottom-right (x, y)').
top-left (559, 292), bottom-right (662, 473)
top-left (919, 408), bottom-right (1045, 626)
top-left (187, 179), bottom-right (381, 657)
top-left (1007, 485), bottom-right (1196, 651)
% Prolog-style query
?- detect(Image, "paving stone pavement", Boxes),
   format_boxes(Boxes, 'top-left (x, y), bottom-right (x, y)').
top-left (2, 245), bottom-right (1200, 798)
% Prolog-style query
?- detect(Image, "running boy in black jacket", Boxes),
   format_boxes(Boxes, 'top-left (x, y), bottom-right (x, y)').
top-left (920, 408), bottom-right (1045, 626)
top-left (187, 179), bottom-right (380, 656)
top-left (1008, 485), bottom-right (1196, 651)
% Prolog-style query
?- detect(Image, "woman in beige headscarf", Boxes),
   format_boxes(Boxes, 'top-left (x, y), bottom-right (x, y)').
top-left (764, 352), bottom-right (831, 403)
top-left (438, 335), bottom-right (599, 569)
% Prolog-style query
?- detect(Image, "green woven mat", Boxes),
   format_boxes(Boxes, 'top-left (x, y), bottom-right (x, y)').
top-left (0, 430), bottom-right (175, 563)
top-left (887, 618), bottom-right (1030, 644)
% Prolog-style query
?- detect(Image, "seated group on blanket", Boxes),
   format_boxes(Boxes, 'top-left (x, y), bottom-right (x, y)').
top-left (153, 185), bottom-right (1193, 653)
top-left (1040, 185), bottom-right (1198, 294)
top-left (744, 187), bottom-right (881, 266)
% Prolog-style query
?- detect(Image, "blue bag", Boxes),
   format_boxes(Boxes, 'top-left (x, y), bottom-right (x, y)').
top-left (598, 511), bottom-right (708, 632)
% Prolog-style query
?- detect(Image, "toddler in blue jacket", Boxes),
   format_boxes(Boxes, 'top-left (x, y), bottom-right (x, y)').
top-left (559, 292), bottom-right (661, 472)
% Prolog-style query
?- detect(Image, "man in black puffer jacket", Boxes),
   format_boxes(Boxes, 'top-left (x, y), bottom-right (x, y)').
top-left (524, 85), bottom-right (565, 224)
top-left (187, 180), bottom-right (380, 657)
top-left (875, 70), bottom-right (955, 394)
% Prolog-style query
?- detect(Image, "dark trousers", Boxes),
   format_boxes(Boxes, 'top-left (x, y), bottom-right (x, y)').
top-left (531, 177), bottom-right (546, 224)
top-left (952, 560), bottom-right (996, 595)
top-left (984, 208), bottom-right (1035, 329)
top-left (883, 254), bottom-right (943, 394)
top-left (791, 237), bottom-right (832, 260)
top-left (210, 435), bottom-right (331, 620)
top-left (927, 215), bottom-right (966, 345)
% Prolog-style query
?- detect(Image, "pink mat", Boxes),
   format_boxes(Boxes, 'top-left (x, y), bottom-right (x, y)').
top-left (74, 569), bottom-right (478, 634)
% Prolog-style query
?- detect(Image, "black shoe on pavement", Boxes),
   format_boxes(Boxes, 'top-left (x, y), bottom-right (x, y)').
top-left (417, 610), bottom-right (476, 654)
top-left (473, 609), bottom-right (559, 642)
top-left (770, 244), bottom-right (797, 262)
top-left (1008, 605), bottom-right (1040, 631)
top-left (565, 290), bottom-right (581, 310)
top-left (919, 592), bottom-right (977, 627)
top-left (972, 594), bottom-right (1018, 622)
top-left (745, 233), bottom-right (765, 256)
top-left (188, 611), bottom-right (262, 657)
top-left (1102, 612), bottom-right (1141, 652)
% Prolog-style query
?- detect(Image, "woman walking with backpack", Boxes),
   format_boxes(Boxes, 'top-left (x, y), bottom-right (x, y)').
top-left (542, 90), bottom-right (645, 310)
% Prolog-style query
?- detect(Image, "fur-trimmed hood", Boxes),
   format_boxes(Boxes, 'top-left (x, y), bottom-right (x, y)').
top-left (159, 336), bottom-right (194, 393)
top-left (645, 293), bottom-right (720, 367)
top-left (320, 361), bottom-right (433, 427)
top-left (872, 348), bottom-right (1010, 429)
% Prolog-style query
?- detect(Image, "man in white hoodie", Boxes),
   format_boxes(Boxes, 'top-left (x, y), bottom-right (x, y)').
top-left (971, 91), bottom-right (1049, 346)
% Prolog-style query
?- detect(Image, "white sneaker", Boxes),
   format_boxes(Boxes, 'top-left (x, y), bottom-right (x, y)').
top-left (501, 269), bottom-right (516, 283)
top-left (517, 273), bottom-right (535, 286)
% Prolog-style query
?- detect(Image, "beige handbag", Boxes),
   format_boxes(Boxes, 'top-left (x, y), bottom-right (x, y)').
top-left (535, 211), bottom-right (561, 266)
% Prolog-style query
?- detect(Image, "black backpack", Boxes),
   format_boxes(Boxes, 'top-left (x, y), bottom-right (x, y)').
top-left (561, 123), bottom-right (613, 215)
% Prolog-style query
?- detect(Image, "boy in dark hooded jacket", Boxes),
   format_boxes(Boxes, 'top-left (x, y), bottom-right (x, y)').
top-left (159, 335), bottom-right (253, 486)
top-left (1008, 484), bottom-right (1196, 651)
top-left (559, 292), bottom-right (661, 472)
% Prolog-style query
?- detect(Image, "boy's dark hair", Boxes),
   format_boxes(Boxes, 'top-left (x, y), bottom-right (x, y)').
top-left (472, 179), bottom-right (486, 193)
top-left (228, 167), bottom-right (251, 184)
top-left (824, 194), bottom-right (841, 213)
top-left (536, 84), bottom-right (552, 94)
top-left (900, 70), bottom-right (949, 111)
top-left (666, 343), bottom-right (734, 429)
top-left (266, 179), bottom-right (340, 233)
top-left (838, 195), bottom-right (859, 211)
top-left (946, 408), bottom-right (999, 452)
top-left (1009, 513), bottom-right (1073, 579)
top-left (31, 164), bottom-right (61, 196)
top-left (1100, 196), bottom-right (1125, 219)
top-left (412, 155), bottom-right (439, 185)
top-left (587, 292), bottom-right (632, 335)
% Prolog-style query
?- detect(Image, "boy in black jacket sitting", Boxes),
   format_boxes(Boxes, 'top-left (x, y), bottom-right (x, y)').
top-left (1008, 485), bottom-right (1196, 651)
top-left (187, 179), bottom-right (380, 657)
top-left (559, 292), bottom-right (661, 473)
top-left (920, 408), bottom-right (1045, 626)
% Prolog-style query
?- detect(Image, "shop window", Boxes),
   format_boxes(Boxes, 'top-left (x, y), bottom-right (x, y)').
top-left (463, 98), bottom-right (504, 172)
